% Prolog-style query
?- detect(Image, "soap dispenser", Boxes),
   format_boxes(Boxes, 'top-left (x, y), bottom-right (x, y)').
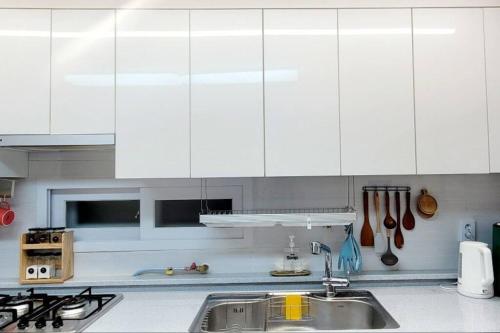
top-left (283, 235), bottom-right (308, 273)
top-left (271, 235), bottom-right (310, 276)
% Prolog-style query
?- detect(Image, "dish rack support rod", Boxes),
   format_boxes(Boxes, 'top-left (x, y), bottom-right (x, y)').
top-left (362, 185), bottom-right (411, 192)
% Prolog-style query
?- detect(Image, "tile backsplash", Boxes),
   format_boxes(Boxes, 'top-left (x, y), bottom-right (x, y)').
top-left (1, 150), bottom-right (500, 279)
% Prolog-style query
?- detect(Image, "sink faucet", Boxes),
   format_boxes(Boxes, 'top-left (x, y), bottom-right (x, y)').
top-left (310, 241), bottom-right (349, 298)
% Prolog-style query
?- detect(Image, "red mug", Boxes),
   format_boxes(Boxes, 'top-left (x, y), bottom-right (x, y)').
top-left (0, 202), bottom-right (15, 226)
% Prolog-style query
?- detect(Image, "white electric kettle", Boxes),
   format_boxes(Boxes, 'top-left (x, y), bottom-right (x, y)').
top-left (458, 241), bottom-right (494, 299)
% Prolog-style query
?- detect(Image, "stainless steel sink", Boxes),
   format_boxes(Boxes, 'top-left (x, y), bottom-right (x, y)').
top-left (189, 291), bottom-right (399, 332)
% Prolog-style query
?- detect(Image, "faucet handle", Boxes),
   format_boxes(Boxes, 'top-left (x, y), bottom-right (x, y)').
top-left (322, 277), bottom-right (350, 288)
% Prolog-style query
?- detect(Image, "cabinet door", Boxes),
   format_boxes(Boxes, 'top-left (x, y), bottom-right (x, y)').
top-left (115, 10), bottom-right (190, 178)
top-left (0, 9), bottom-right (50, 134)
top-left (485, 8), bottom-right (500, 173)
top-left (190, 10), bottom-right (264, 178)
top-left (51, 10), bottom-right (115, 134)
top-left (413, 9), bottom-right (489, 174)
top-left (264, 9), bottom-right (340, 176)
top-left (339, 9), bottom-right (415, 175)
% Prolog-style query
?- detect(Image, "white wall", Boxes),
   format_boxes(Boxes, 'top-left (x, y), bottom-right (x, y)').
top-left (1, 150), bottom-right (500, 279)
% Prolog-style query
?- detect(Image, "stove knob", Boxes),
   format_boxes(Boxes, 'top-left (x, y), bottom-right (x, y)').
top-left (17, 318), bottom-right (29, 329)
top-left (35, 317), bottom-right (46, 329)
top-left (52, 316), bottom-right (63, 328)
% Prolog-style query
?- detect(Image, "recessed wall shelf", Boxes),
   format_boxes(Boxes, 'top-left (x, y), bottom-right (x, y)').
top-left (200, 207), bottom-right (356, 228)
top-left (0, 179), bottom-right (15, 199)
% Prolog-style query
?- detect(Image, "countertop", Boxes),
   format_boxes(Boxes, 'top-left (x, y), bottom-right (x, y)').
top-left (84, 284), bottom-right (500, 332)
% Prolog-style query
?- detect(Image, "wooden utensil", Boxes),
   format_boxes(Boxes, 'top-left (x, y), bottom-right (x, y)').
top-left (374, 191), bottom-right (385, 254)
top-left (394, 191), bottom-right (404, 249)
top-left (402, 191), bottom-right (416, 230)
top-left (417, 189), bottom-right (438, 218)
top-left (381, 229), bottom-right (399, 266)
top-left (383, 191), bottom-right (396, 229)
top-left (360, 190), bottom-right (374, 247)
top-left (419, 210), bottom-right (435, 219)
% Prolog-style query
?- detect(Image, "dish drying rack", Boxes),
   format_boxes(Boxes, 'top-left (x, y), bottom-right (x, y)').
top-left (267, 296), bottom-right (313, 323)
top-left (200, 207), bottom-right (356, 228)
top-left (198, 177), bottom-right (356, 228)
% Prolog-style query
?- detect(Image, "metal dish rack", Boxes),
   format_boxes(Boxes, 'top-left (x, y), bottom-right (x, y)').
top-left (267, 296), bottom-right (313, 324)
top-left (199, 207), bottom-right (356, 228)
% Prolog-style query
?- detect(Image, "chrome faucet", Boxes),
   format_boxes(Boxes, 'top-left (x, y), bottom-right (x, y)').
top-left (310, 241), bottom-right (349, 298)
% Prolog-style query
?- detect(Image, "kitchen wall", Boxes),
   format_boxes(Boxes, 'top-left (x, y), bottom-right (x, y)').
top-left (1, 150), bottom-right (500, 279)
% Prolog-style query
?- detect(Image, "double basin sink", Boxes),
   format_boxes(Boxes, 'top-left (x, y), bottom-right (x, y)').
top-left (189, 290), bottom-right (399, 332)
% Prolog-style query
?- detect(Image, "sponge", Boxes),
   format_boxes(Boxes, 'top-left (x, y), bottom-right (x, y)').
top-left (285, 295), bottom-right (302, 320)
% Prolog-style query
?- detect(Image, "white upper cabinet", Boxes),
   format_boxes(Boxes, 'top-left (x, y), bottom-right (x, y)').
top-left (485, 8), bottom-right (500, 173)
top-left (51, 10), bottom-right (115, 134)
top-left (413, 9), bottom-right (489, 174)
top-left (339, 9), bottom-right (416, 175)
top-left (115, 10), bottom-right (190, 178)
top-left (264, 9), bottom-right (340, 177)
top-left (190, 10), bottom-right (264, 178)
top-left (0, 10), bottom-right (50, 134)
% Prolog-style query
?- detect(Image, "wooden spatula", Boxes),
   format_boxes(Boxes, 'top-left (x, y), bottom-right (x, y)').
top-left (360, 190), bottom-right (374, 247)
top-left (374, 191), bottom-right (385, 254)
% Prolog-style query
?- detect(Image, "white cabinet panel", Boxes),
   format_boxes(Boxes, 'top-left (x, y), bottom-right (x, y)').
top-left (339, 9), bottom-right (415, 175)
top-left (190, 10), bottom-right (264, 178)
top-left (264, 9), bottom-right (340, 177)
top-left (0, 9), bottom-right (50, 134)
top-left (413, 9), bottom-right (489, 174)
top-left (485, 8), bottom-right (500, 173)
top-left (51, 10), bottom-right (115, 134)
top-left (115, 10), bottom-right (190, 178)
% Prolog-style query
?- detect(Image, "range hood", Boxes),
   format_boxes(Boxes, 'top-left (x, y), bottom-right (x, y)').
top-left (0, 134), bottom-right (115, 148)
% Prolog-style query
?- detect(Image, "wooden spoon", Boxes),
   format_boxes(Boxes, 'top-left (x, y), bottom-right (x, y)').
top-left (360, 190), bottom-right (374, 247)
top-left (374, 191), bottom-right (385, 255)
top-left (402, 191), bottom-right (416, 230)
top-left (394, 191), bottom-right (404, 249)
top-left (417, 189), bottom-right (438, 219)
top-left (383, 191), bottom-right (396, 229)
top-left (381, 229), bottom-right (399, 266)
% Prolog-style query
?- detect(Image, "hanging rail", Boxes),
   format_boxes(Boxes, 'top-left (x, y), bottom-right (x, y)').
top-left (362, 185), bottom-right (411, 192)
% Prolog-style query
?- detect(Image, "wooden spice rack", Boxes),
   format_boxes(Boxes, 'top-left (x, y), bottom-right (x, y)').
top-left (19, 231), bottom-right (74, 284)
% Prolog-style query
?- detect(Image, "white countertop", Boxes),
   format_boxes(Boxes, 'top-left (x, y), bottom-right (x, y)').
top-left (84, 284), bottom-right (500, 332)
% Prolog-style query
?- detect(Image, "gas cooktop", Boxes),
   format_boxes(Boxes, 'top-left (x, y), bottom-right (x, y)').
top-left (0, 287), bottom-right (122, 332)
